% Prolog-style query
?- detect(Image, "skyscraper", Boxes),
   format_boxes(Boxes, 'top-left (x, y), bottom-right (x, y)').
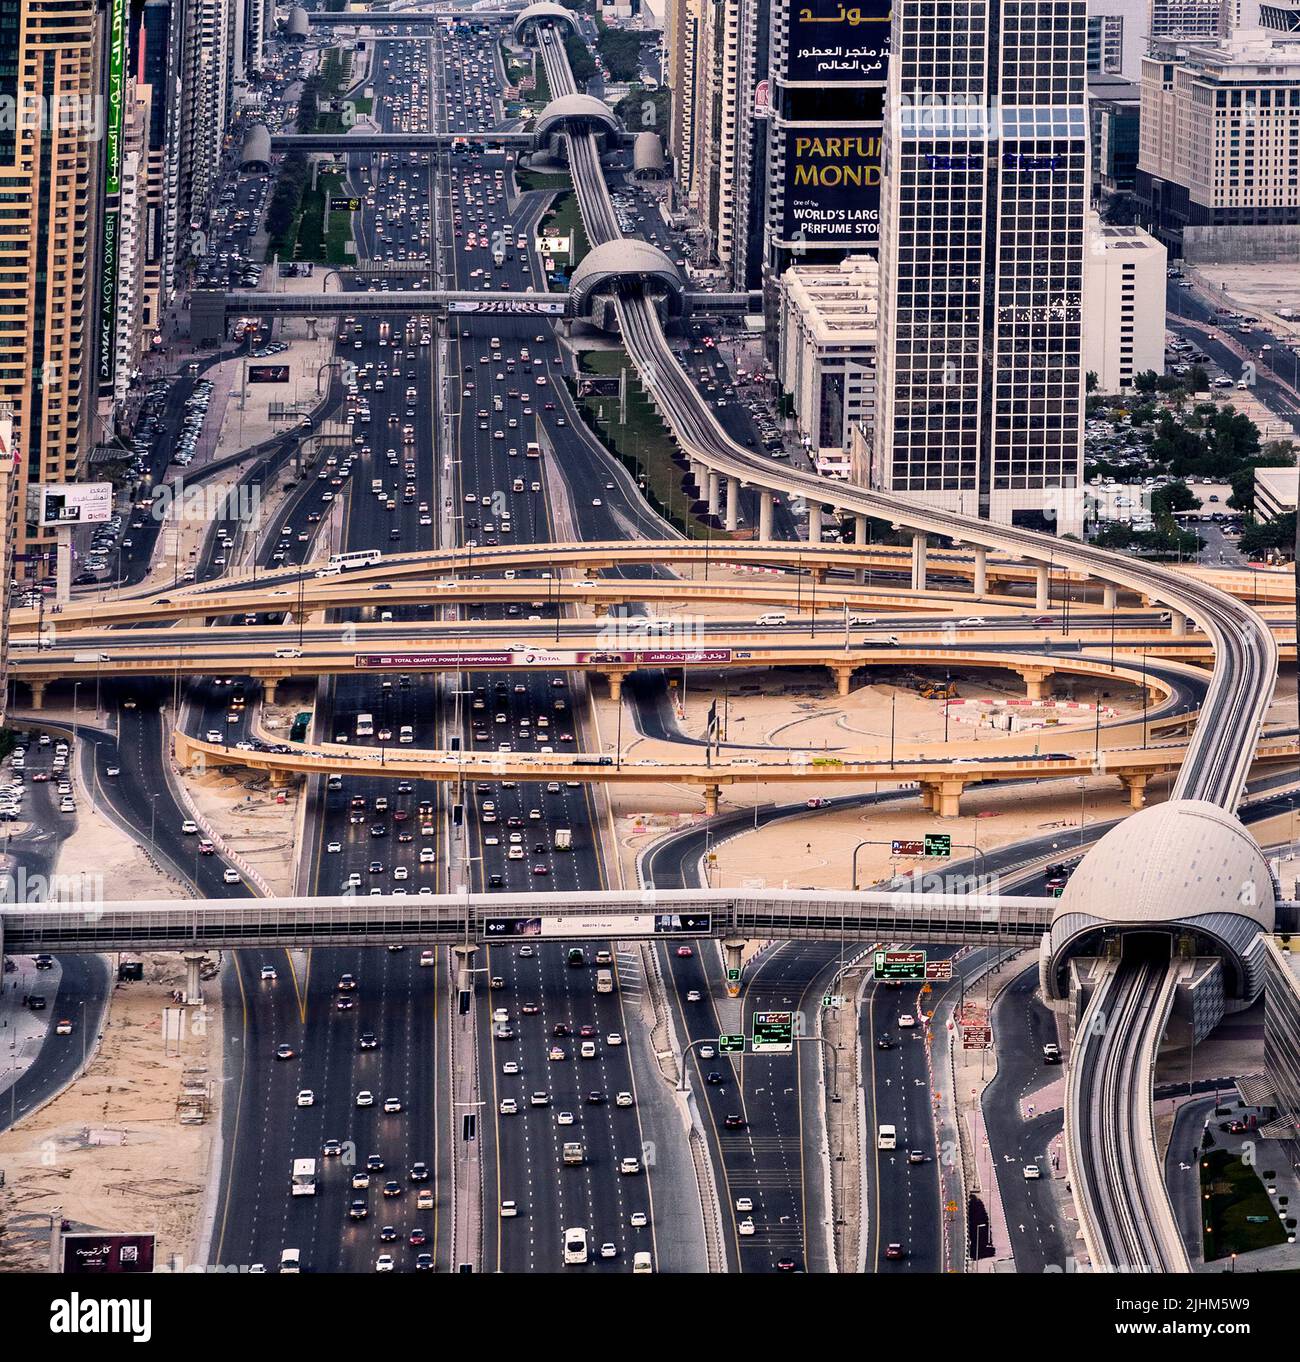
top-left (0, 0), bottom-right (100, 555)
top-left (873, 1), bottom-right (1089, 534)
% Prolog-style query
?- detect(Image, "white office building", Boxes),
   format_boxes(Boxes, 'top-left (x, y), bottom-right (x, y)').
top-left (777, 256), bottom-right (879, 476)
top-left (1082, 214), bottom-right (1168, 392)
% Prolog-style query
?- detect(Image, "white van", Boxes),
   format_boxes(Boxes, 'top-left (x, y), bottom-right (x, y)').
top-left (279, 1248), bottom-right (301, 1273)
top-left (877, 1124), bottom-right (897, 1150)
top-left (756, 612), bottom-right (788, 626)
top-left (399, 725), bottom-right (414, 744)
top-left (633, 1251), bottom-right (653, 1273)
top-left (563, 1226), bottom-right (588, 1265)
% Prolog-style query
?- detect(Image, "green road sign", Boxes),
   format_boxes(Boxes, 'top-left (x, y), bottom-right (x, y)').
top-left (718, 1034), bottom-right (745, 1054)
top-left (923, 832), bottom-right (952, 858)
top-left (751, 1012), bottom-right (794, 1053)
top-left (874, 949), bottom-right (926, 981)
top-left (726, 968), bottom-right (740, 982)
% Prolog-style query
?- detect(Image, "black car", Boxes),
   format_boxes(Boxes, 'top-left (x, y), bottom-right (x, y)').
top-left (379, 1225), bottom-right (398, 1242)
top-left (409, 1162), bottom-right (430, 1182)
top-left (876, 1035), bottom-right (894, 1050)
top-left (348, 1200), bottom-right (369, 1220)
top-left (586, 1091), bottom-right (605, 1105)
top-left (366, 1154), bottom-right (385, 1171)
top-left (723, 1114), bottom-right (746, 1130)
top-left (706, 1071), bottom-right (723, 1085)
top-left (359, 1033), bottom-right (379, 1050)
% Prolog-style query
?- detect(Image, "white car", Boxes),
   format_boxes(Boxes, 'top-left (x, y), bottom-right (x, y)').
top-left (222, 868), bottom-right (240, 884)
top-left (615, 1092), bottom-right (633, 1107)
top-left (735, 1197), bottom-right (753, 1212)
top-left (375, 1254), bottom-right (394, 1272)
top-left (383, 1098), bottom-right (402, 1114)
top-left (420, 950), bottom-right (435, 967)
top-left (327, 841), bottom-right (342, 853)
top-left (738, 1218), bottom-right (756, 1236)
top-left (356, 1090), bottom-right (375, 1107)
top-left (687, 989), bottom-right (701, 1002)
top-left (606, 1033), bottom-right (623, 1047)
top-left (557, 1111), bottom-right (574, 1126)
top-left (297, 1090), bottom-right (315, 1107)
top-left (630, 1210), bottom-right (648, 1227)
top-left (503, 1061), bottom-right (520, 1075)
top-left (181, 820), bottom-right (198, 834)
top-left (1023, 1164), bottom-right (1042, 1180)
top-left (500, 1098), bottom-right (518, 1115)
top-left (599, 1242), bottom-right (617, 1259)
top-left (898, 1014), bottom-right (916, 1028)
top-left (260, 965), bottom-right (277, 981)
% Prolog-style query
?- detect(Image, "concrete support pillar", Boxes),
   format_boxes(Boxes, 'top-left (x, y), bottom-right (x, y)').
top-left (606, 671), bottom-right (624, 703)
top-left (703, 784), bottom-right (720, 817)
top-left (290, 610), bottom-right (309, 625)
top-left (758, 491), bottom-right (774, 543)
top-left (1017, 667), bottom-right (1053, 702)
top-left (1102, 582), bottom-right (1118, 611)
top-left (721, 939), bottom-right (745, 998)
top-left (451, 943), bottom-right (478, 994)
top-left (808, 503), bottom-right (822, 544)
top-left (918, 783), bottom-right (935, 812)
top-left (725, 477), bottom-right (740, 532)
top-left (264, 677), bottom-right (280, 706)
top-left (1035, 564), bottom-right (1050, 612)
top-left (29, 680), bottom-right (46, 711)
top-left (1169, 611), bottom-right (1187, 637)
top-left (183, 951), bottom-right (205, 1007)
top-left (972, 546), bottom-right (987, 597)
top-left (707, 469), bottom-right (720, 516)
top-left (854, 515), bottom-right (869, 585)
top-left (911, 533), bottom-right (928, 593)
top-left (690, 460), bottom-right (705, 494)
top-left (831, 664), bottom-right (855, 697)
top-left (269, 768), bottom-right (289, 788)
top-left (1118, 772), bottom-right (1149, 810)
top-left (934, 779), bottom-right (966, 818)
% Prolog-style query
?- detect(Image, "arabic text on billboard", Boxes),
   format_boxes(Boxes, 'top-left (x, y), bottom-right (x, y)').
top-left (785, 0), bottom-right (891, 84)
top-left (104, 0), bottom-right (126, 195)
top-left (38, 483), bottom-right (113, 527)
top-left (61, 1231), bottom-right (155, 1274)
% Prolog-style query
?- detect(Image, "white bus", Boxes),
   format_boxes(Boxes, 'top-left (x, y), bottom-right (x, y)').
top-left (291, 1158), bottom-right (318, 1196)
top-left (355, 713), bottom-right (375, 737)
top-left (328, 549), bottom-right (383, 571)
top-left (563, 1226), bottom-right (588, 1265)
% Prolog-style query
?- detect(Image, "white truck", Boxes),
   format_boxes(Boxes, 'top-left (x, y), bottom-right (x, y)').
top-left (291, 1158), bottom-right (318, 1196)
top-left (554, 828), bottom-right (572, 851)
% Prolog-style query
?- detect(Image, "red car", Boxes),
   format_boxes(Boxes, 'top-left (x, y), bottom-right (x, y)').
top-left (676, 946), bottom-right (693, 959)
top-left (521, 1003), bottom-right (540, 1015)
top-left (885, 1243), bottom-right (905, 1260)
top-left (578, 1024), bottom-right (597, 1038)
top-left (532, 865), bottom-right (549, 876)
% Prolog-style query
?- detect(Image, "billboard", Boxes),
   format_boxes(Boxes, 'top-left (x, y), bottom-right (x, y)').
top-left (780, 130), bottom-right (882, 247)
top-left (248, 365), bottom-right (291, 384)
top-left (482, 913), bottom-right (711, 940)
top-left (37, 483), bottom-right (113, 526)
top-left (61, 1231), bottom-right (155, 1274)
top-left (447, 298), bottom-right (566, 316)
top-left (98, 208), bottom-right (119, 385)
top-left (104, 0), bottom-right (127, 195)
top-left (784, 0), bottom-right (891, 84)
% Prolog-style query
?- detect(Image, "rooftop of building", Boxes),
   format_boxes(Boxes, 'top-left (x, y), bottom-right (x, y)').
top-left (1088, 72), bottom-right (1141, 103)
top-left (780, 255), bottom-right (879, 345)
top-left (1269, 934), bottom-right (1300, 991)
top-left (1147, 28), bottom-right (1300, 74)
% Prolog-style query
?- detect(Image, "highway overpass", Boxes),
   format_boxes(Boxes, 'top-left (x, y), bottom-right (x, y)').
top-left (170, 728), bottom-right (1300, 817)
